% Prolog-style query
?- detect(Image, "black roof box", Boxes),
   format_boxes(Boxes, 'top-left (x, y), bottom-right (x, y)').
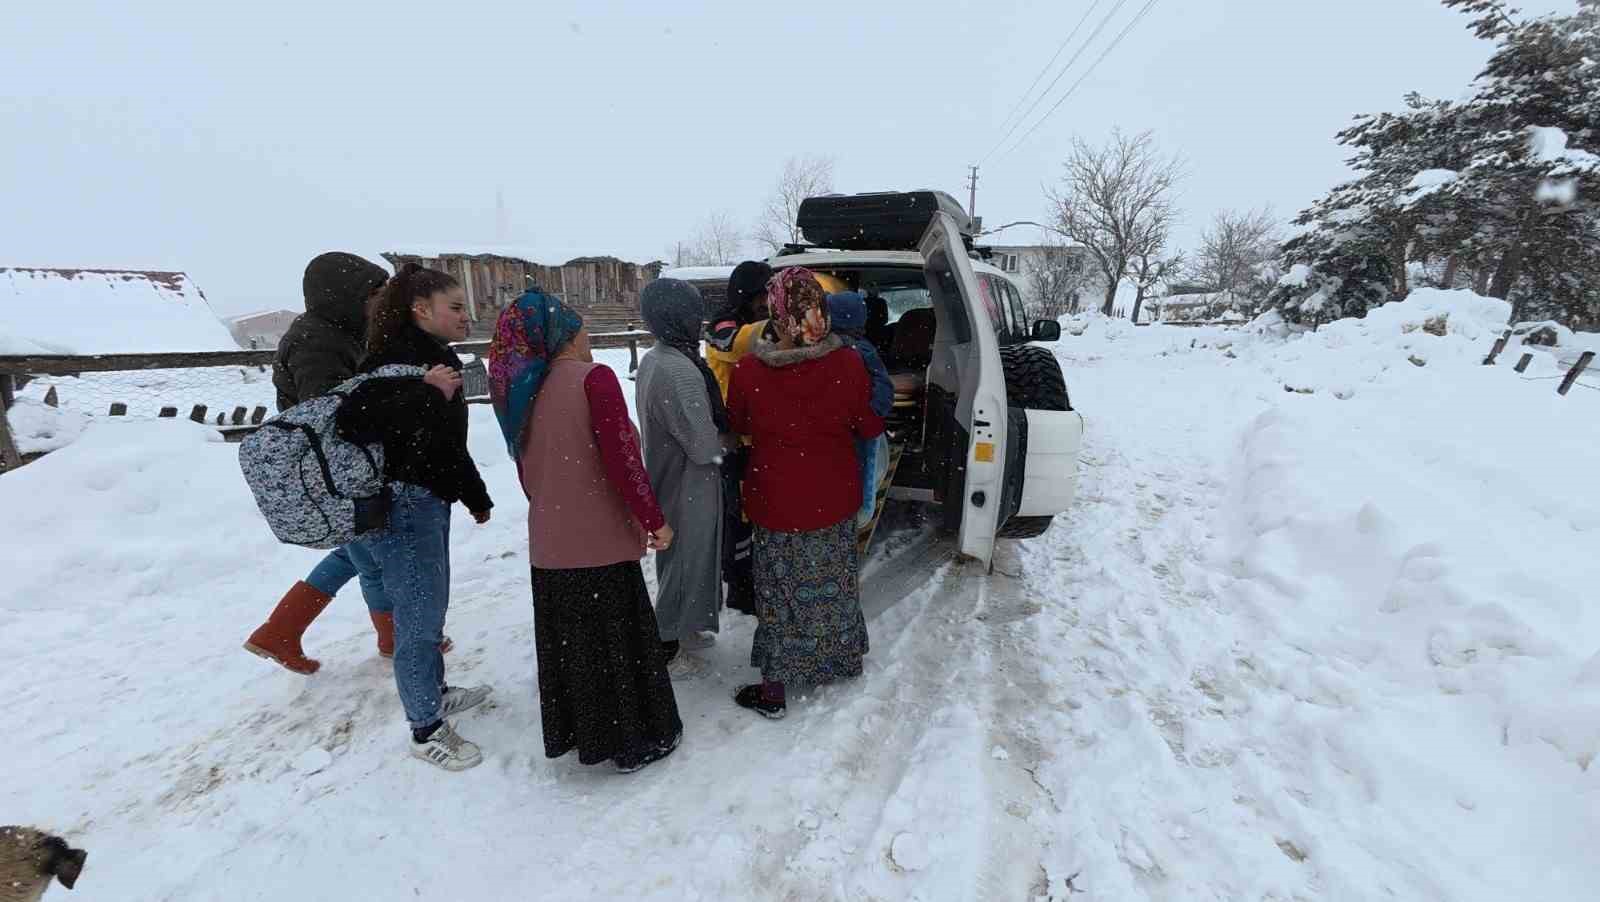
top-left (796, 190), bottom-right (976, 252)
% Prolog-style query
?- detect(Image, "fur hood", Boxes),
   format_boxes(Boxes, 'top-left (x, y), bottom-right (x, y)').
top-left (750, 332), bottom-right (843, 368)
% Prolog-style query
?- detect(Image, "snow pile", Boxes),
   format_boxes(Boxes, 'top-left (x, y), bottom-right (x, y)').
top-left (3, 396), bottom-right (89, 454)
top-left (0, 268), bottom-right (239, 354)
top-left (1230, 289), bottom-right (1532, 398)
top-left (1018, 312), bottom-right (1599, 898)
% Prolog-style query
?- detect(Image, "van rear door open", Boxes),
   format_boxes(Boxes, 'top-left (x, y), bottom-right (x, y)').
top-left (918, 212), bottom-right (1004, 567)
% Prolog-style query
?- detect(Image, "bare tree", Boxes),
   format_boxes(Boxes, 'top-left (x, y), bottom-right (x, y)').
top-left (1129, 248), bottom-right (1186, 324)
top-left (1026, 238), bottom-right (1095, 321)
top-left (753, 154), bottom-right (836, 254)
top-left (1047, 130), bottom-right (1184, 316)
top-left (1190, 207), bottom-right (1281, 304)
top-left (677, 211), bottom-right (746, 267)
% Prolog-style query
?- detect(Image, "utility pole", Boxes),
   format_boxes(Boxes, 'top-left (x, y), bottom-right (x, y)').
top-left (966, 165), bottom-right (979, 217)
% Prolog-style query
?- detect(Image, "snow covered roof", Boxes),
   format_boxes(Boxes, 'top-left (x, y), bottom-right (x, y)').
top-left (386, 244), bottom-right (663, 268)
top-left (660, 266), bottom-right (736, 283)
top-left (0, 268), bottom-right (239, 355)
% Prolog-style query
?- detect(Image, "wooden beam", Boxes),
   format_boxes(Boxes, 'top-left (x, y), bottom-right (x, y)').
top-left (0, 350), bottom-right (278, 376)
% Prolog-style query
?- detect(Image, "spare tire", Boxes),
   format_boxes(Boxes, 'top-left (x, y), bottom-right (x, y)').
top-left (1000, 345), bottom-right (1070, 411)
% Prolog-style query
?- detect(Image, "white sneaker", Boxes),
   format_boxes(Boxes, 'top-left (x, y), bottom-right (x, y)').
top-left (440, 684), bottom-right (492, 718)
top-left (680, 631), bottom-right (717, 651)
top-left (411, 721), bottom-right (482, 771)
top-left (665, 653), bottom-right (707, 681)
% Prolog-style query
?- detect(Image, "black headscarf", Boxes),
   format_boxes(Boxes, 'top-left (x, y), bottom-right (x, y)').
top-left (640, 278), bottom-right (729, 432)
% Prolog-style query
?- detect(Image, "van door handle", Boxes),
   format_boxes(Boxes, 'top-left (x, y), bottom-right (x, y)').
top-left (973, 419), bottom-right (991, 428)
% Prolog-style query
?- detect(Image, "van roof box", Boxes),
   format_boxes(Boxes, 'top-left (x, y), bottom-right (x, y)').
top-left (796, 190), bottom-right (977, 252)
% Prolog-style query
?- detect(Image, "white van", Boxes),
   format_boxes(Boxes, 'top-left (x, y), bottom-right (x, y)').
top-left (765, 190), bottom-right (1084, 567)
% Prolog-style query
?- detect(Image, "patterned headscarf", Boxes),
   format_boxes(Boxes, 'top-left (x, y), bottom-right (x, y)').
top-left (488, 289), bottom-right (584, 459)
top-left (766, 267), bottom-right (832, 346)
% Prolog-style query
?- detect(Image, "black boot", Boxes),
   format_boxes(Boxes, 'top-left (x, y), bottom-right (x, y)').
top-left (734, 684), bottom-right (787, 720)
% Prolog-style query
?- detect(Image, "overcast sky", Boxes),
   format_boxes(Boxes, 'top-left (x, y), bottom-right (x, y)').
top-left (1, 0), bottom-right (1571, 317)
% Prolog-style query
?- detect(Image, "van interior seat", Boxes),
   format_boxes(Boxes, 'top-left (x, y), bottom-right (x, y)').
top-left (889, 307), bottom-right (937, 373)
top-left (887, 307), bottom-right (936, 412)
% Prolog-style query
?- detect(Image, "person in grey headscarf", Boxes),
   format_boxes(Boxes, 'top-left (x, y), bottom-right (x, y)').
top-left (636, 278), bottom-right (727, 679)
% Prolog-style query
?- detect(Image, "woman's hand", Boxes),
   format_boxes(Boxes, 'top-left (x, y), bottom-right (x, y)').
top-left (647, 523), bottom-right (675, 552)
top-left (423, 365), bottom-right (462, 399)
top-left (472, 509), bottom-right (492, 525)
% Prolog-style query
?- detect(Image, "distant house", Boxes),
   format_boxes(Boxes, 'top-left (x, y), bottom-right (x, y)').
top-left (226, 310), bottom-right (299, 349)
top-left (384, 246), bottom-right (665, 338)
top-left (978, 225), bottom-right (1107, 314)
top-left (0, 267), bottom-right (238, 354)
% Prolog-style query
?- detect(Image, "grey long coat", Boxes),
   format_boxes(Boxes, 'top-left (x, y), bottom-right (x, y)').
top-left (635, 345), bottom-right (724, 640)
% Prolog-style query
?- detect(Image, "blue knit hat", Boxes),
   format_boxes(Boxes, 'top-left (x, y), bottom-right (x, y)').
top-left (826, 291), bottom-right (867, 334)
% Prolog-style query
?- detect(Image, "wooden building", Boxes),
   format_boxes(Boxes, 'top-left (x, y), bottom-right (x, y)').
top-left (383, 247), bottom-right (665, 338)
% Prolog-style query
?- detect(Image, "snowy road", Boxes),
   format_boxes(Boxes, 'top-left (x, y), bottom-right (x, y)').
top-left (6, 301), bottom-right (1599, 900)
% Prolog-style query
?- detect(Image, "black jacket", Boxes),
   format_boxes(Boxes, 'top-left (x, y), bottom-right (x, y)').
top-left (336, 325), bottom-right (493, 515)
top-left (273, 253), bottom-right (389, 412)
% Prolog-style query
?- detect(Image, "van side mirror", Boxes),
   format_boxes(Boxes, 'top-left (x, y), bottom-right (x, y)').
top-left (1031, 320), bottom-right (1062, 342)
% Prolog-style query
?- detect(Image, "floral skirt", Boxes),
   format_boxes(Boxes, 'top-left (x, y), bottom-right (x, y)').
top-left (750, 520), bottom-right (869, 685)
top-left (532, 561), bottom-right (683, 766)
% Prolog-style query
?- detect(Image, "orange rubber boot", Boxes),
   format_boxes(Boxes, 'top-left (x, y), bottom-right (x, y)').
top-left (370, 611), bottom-right (453, 659)
top-left (243, 582), bottom-right (333, 674)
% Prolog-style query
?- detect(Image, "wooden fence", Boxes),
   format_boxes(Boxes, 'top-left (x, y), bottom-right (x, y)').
top-left (0, 330), bottom-right (656, 471)
top-left (1481, 329), bottom-right (1596, 396)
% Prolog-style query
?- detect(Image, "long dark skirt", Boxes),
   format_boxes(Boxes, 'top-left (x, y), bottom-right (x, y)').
top-left (750, 520), bottom-right (869, 685)
top-left (532, 561), bottom-right (683, 766)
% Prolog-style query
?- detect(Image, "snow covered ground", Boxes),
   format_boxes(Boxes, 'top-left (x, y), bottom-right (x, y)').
top-left (4, 293), bottom-right (1598, 900)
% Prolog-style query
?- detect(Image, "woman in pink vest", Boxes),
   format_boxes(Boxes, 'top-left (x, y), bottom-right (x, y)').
top-left (488, 290), bottom-right (683, 773)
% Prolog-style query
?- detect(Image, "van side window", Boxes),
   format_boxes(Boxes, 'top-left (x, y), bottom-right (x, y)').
top-left (978, 275), bottom-right (1009, 337)
top-left (1003, 281), bottom-right (1029, 336)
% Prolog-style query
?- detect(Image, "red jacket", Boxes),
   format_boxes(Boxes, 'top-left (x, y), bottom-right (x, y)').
top-left (727, 338), bottom-right (886, 532)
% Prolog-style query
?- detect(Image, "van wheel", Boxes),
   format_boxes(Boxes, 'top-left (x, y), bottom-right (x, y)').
top-left (998, 515), bottom-right (1053, 538)
top-left (1000, 345), bottom-right (1070, 411)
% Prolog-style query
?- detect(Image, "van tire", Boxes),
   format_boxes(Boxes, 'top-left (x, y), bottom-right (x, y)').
top-left (1000, 345), bottom-right (1070, 411)
top-left (997, 515), bottom-right (1054, 539)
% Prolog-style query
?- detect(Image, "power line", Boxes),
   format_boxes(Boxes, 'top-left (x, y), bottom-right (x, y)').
top-left (981, 0), bottom-right (1106, 162)
top-left (981, 0), bottom-right (1133, 165)
top-left (995, 0), bottom-right (1164, 163)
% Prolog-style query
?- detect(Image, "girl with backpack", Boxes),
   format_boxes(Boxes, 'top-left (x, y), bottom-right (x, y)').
top-left (335, 263), bottom-right (495, 771)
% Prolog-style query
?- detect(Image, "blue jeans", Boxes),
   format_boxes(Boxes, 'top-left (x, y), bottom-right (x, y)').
top-left (354, 484), bottom-right (453, 729)
top-left (304, 543), bottom-right (392, 614)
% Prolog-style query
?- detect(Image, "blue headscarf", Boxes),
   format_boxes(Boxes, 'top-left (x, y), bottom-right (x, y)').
top-left (488, 289), bottom-right (584, 459)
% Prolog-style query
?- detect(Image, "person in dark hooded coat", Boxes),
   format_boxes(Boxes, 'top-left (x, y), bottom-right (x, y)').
top-left (271, 252), bottom-right (390, 412)
top-left (246, 252), bottom-right (452, 676)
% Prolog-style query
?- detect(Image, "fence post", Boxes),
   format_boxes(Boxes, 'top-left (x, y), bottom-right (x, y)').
top-left (629, 338), bottom-right (640, 374)
top-left (158, 406), bottom-right (178, 418)
top-left (1482, 329), bottom-right (1512, 365)
top-left (44, 386), bottom-right (59, 407)
top-left (250, 406), bottom-right (267, 424)
top-left (109, 403), bottom-right (128, 417)
top-left (0, 376), bottom-right (22, 473)
top-left (231, 406), bottom-right (247, 425)
top-left (1558, 350), bottom-right (1595, 397)
top-left (1514, 353), bottom-right (1534, 373)
top-left (189, 405), bottom-right (208, 424)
